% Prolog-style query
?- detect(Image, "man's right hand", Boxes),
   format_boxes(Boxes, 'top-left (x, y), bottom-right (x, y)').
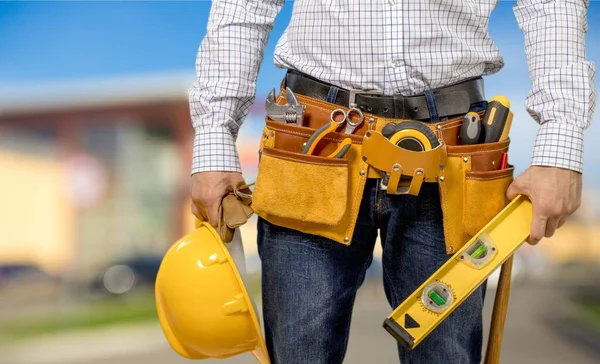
top-left (191, 171), bottom-right (246, 227)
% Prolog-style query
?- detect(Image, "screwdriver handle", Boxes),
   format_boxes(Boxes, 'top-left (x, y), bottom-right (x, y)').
top-left (481, 96), bottom-right (511, 143)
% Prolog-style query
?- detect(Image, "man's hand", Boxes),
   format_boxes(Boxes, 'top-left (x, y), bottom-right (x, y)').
top-left (506, 166), bottom-right (582, 245)
top-left (191, 171), bottom-right (246, 227)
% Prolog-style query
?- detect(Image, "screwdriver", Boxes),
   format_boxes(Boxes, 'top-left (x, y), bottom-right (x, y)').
top-left (481, 95), bottom-right (513, 143)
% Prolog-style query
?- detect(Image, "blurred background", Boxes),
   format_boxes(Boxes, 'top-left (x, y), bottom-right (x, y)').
top-left (0, 1), bottom-right (599, 363)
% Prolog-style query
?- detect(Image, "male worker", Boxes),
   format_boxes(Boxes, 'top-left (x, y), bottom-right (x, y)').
top-left (189, 1), bottom-right (596, 363)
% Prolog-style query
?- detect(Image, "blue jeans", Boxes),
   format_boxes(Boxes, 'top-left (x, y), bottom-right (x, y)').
top-left (257, 179), bottom-right (486, 364)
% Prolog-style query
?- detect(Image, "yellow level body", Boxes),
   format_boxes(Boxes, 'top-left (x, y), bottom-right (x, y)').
top-left (384, 194), bottom-right (533, 349)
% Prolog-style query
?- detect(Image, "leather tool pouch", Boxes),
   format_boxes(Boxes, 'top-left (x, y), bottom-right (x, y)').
top-left (252, 93), bottom-right (369, 245)
top-left (361, 117), bottom-right (513, 253)
top-left (252, 89), bottom-right (513, 253)
top-left (439, 137), bottom-right (513, 253)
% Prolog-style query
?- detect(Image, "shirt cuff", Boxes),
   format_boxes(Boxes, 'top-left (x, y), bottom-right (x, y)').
top-left (531, 122), bottom-right (584, 173)
top-left (191, 127), bottom-right (242, 174)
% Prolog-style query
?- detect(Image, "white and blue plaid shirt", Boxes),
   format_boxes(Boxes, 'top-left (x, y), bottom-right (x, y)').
top-left (189, 0), bottom-right (596, 174)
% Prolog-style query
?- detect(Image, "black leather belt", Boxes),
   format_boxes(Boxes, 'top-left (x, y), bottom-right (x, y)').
top-left (283, 69), bottom-right (486, 121)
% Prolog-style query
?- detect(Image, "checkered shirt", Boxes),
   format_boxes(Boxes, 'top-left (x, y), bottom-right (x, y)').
top-left (189, 0), bottom-right (596, 174)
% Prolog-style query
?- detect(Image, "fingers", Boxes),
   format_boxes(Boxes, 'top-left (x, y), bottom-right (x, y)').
top-left (508, 166), bottom-right (583, 246)
top-left (190, 171), bottom-right (245, 229)
top-left (191, 198), bottom-right (221, 227)
top-left (528, 213), bottom-right (547, 245)
top-left (557, 216), bottom-right (568, 229)
top-left (529, 197), bottom-right (569, 244)
top-left (544, 216), bottom-right (560, 239)
top-left (191, 201), bottom-right (202, 220)
top-left (206, 200), bottom-right (221, 228)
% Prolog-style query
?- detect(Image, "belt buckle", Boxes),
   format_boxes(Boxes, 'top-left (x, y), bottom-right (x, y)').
top-left (348, 89), bottom-right (383, 108)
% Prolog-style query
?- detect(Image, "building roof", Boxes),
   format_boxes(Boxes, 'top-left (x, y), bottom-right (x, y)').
top-left (0, 72), bottom-right (196, 116)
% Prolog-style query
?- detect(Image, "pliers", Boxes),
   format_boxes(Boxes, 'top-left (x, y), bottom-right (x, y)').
top-left (302, 116), bottom-right (352, 158)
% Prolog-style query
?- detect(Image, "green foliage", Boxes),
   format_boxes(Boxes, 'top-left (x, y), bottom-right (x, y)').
top-left (0, 294), bottom-right (158, 343)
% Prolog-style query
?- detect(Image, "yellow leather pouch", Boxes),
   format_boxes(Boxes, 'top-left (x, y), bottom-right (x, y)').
top-left (439, 139), bottom-right (513, 253)
top-left (463, 167), bottom-right (514, 238)
top-left (252, 118), bottom-right (369, 245)
top-left (252, 147), bottom-right (349, 226)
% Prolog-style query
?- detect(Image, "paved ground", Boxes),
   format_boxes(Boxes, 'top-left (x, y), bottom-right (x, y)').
top-left (1, 280), bottom-right (598, 364)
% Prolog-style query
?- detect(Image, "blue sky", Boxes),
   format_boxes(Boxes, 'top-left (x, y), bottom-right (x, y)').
top-left (0, 1), bottom-right (599, 185)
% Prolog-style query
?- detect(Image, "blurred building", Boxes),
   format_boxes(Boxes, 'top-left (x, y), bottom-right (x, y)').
top-left (0, 73), bottom-right (198, 277)
top-left (1, 72), bottom-right (599, 280)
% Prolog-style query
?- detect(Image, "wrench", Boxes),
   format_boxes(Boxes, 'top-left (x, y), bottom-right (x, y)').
top-left (344, 108), bottom-right (365, 134)
top-left (265, 87), bottom-right (305, 125)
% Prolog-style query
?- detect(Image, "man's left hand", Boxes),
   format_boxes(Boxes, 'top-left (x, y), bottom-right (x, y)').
top-left (506, 166), bottom-right (582, 245)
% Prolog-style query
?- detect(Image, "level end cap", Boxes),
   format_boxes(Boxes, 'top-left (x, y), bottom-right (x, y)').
top-left (383, 318), bottom-right (415, 349)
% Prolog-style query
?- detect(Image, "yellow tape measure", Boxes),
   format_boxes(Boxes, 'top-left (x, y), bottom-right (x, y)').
top-left (383, 121), bottom-right (440, 152)
top-left (384, 195), bottom-right (533, 349)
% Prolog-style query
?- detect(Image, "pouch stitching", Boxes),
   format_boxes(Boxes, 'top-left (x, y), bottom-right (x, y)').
top-left (447, 147), bottom-right (507, 156)
top-left (344, 161), bottom-right (369, 243)
top-left (267, 125), bottom-right (365, 145)
top-left (465, 172), bottom-right (514, 181)
top-left (262, 152), bottom-right (349, 167)
top-left (465, 166), bottom-right (514, 180)
top-left (439, 120), bottom-right (463, 129)
top-left (438, 181), bottom-right (453, 254)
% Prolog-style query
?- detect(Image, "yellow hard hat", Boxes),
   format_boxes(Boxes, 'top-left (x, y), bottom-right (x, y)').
top-left (155, 221), bottom-right (270, 363)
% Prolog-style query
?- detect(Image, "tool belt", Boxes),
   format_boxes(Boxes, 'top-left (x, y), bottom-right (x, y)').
top-left (285, 69), bottom-right (486, 120)
top-left (251, 72), bottom-right (513, 254)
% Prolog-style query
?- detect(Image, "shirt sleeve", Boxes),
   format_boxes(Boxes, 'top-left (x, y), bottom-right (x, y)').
top-left (189, 0), bottom-right (284, 174)
top-left (513, 0), bottom-right (596, 173)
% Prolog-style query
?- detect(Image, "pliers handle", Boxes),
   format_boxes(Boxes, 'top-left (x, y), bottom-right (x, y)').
top-left (302, 121), bottom-right (339, 155)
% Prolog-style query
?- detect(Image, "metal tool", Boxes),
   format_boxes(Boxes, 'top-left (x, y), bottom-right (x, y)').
top-left (326, 107), bottom-right (364, 135)
top-left (302, 109), bottom-right (346, 155)
top-left (330, 108), bottom-right (348, 128)
top-left (265, 87), bottom-right (305, 125)
top-left (481, 95), bottom-right (512, 143)
top-left (384, 195), bottom-right (532, 350)
top-left (343, 108), bottom-right (365, 134)
top-left (459, 112), bottom-right (482, 145)
top-left (302, 123), bottom-right (338, 155)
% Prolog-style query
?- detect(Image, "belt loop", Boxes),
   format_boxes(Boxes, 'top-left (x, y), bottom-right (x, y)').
top-left (326, 86), bottom-right (339, 104)
top-left (423, 90), bottom-right (439, 122)
top-left (393, 94), bottom-right (405, 119)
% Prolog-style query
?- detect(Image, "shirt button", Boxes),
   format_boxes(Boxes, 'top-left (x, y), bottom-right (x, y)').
top-left (388, 0), bottom-right (396, 5)
top-left (391, 59), bottom-right (400, 68)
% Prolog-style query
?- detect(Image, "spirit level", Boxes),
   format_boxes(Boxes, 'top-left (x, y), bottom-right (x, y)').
top-left (383, 194), bottom-right (532, 349)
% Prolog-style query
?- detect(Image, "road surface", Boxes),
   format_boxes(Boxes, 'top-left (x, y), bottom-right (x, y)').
top-left (1, 281), bottom-right (598, 364)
